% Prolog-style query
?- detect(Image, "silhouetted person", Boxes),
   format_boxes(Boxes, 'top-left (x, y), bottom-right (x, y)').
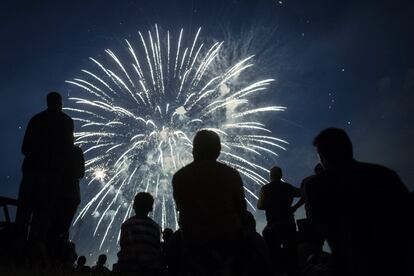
top-left (115, 192), bottom-right (161, 275)
top-left (293, 163), bottom-right (326, 258)
top-left (172, 130), bottom-right (247, 273)
top-left (16, 91), bottom-right (74, 264)
top-left (257, 166), bottom-right (301, 275)
top-left (304, 128), bottom-right (410, 276)
top-left (244, 211), bottom-right (271, 275)
top-left (91, 254), bottom-right (111, 275)
top-left (74, 256), bottom-right (91, 274)
top-left (292, 164), bottom-right (324, 216)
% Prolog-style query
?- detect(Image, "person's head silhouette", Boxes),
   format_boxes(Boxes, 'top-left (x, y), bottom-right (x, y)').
top-left (47, 91), bottom-right (63, 111)
top-left (313, 128), bottom-right (353, 169)
top-left (97, 254), bottom-right (107, 266)
top-left (77, 255), bottom-right (87, 266)
top-left (133, 192), bottom-right (154, 216)
top-left (192, 130), bottom-right (221, 160)
top-left (270, 166), bottom-right (283, 181)
top-left (162, 228), bottom-right (173, 243)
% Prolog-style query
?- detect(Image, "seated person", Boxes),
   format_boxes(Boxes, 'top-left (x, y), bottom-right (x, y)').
top-left (91, 254), bottom-right (110, 275)
top-left (115, 192), bottom-right (161, 275)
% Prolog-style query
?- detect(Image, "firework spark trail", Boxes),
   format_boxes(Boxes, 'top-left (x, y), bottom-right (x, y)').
top-left (66, 26), bottom-right (288, 251)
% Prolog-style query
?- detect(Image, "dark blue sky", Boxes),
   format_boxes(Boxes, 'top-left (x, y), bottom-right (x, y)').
top-left (1, 0), bottom-right (413, 264)
top-left (1, 0), bottom-right (412, 197)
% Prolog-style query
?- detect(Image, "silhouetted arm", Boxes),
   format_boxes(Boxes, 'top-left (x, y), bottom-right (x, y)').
top-left (257, 187), bottom-right (266, 210)
top-left (21, 118), bottom-right (36, 156)
top-left (234, 170), bottom-right (247, 212)
top-left (172, 174), bottom-right (182, 211)
top-left (291, 198), bottom-right (304, 212)
top-left (119, 224), bottom-right (127, 248)
top-left (77, 147), bottom-right (85, 179)
top-left (290, 185), bottom-right (303, 212)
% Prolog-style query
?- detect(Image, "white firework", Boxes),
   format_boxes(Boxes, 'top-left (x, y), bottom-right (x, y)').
top-left (65, 25), bottom-right (287, 250)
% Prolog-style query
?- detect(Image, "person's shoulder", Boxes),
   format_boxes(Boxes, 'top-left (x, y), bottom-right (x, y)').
top-left (146, 217), bottom-right (161, 229)
top-left (74, 145), bottom-right (84, 154)
top-left (176, 162), bottom-right (194, 173)
top-left (285, 182), bottom-right (300, 192)
top-left (260, 182), bottom-right (272, 191)
top-left (216, 161), bottom-right (239, 174)
top-left (303, 171), bottom-right (330, 190)
top-left (61, 111), bottom-right (74, 121)
top-left (354, 161), bottom-right (398, 179)
top-left (173, 162), bottom-right (195, 179)
top-left (30, 110), bottom-right (47, 122)
top-left (122, 216), bottom-right (135, 225)
top-left (123, 215), bottom-right (159, 228)
top-left (355, 161), bottom-right (392, 172)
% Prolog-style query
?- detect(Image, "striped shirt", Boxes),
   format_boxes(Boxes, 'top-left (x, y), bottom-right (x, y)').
top-left (116, 215), bottom-right (161, 272)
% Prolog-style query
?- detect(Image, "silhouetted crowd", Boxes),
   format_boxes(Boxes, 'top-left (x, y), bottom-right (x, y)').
top-left (0, 92), bottom-right (412, 276)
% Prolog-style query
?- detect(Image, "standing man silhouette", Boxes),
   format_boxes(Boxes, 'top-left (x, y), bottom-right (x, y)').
top-left (257, 166), bottom-right (301, 275)
top-left (16, 91), bottom-right (74, 264)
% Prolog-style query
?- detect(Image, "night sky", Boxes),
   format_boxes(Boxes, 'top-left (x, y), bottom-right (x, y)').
top-left (1, 0), bottom-right (413, 263)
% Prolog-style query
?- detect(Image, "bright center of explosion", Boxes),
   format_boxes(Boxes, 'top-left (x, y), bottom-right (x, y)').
top-left (93, 168), bottom-right (107, 182)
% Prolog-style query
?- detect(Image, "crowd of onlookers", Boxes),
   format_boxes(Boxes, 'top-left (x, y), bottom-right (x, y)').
top-left (0, 92), bottom-right (412, 276)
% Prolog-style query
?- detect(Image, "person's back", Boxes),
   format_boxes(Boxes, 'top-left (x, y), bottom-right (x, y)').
top-left (116, 192), bottom-right (161, 275)
top-left (305, 128), bottom-right (409, 276)
top-left (118, 216), bottom-right (161, 271)
top-left (172, 130), bottom-right (246, 274)
top-left (259, 180), bottom-right (300, 224)
top-left (173, 159), bottom-right (246, 242)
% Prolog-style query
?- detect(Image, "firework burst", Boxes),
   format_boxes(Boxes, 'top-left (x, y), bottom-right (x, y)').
top-left (65, 25), bottom-right (287, 250)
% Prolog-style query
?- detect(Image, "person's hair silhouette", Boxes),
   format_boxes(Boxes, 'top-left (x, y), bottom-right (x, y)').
top-left (313, 128), bottom-right (353, 168)
top-left (46, 91), bottom-right (63, 111)
top-left (270, 166), bottom-right (283, 181)
top-left (97, 254), bottom-right (107, 266)
top-left (77, 255), bottom-right (87, 266)
top-left (133, 192), bottom-right (154, 215)
top-left (192, 129), bottom-right (221, 160)
top-left (162, 228), bottom-right (173, 243)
